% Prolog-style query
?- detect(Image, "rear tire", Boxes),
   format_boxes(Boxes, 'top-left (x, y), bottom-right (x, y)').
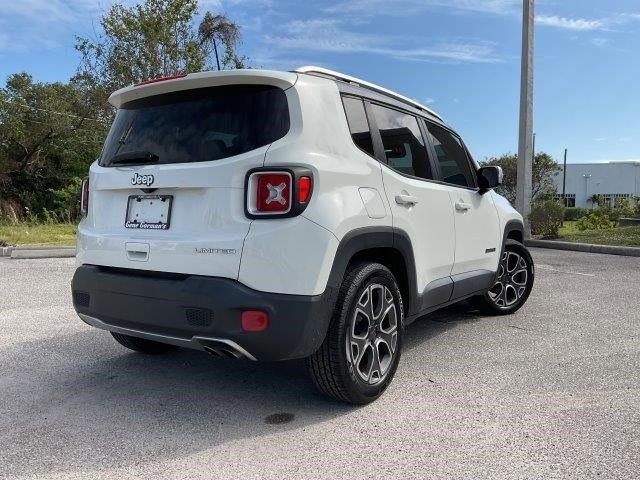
top-left (474, 239), bottom-right (534, 315)
top-left (307, 262), bottom-right (404, 404)
top-left (111, 332), bottom-right (179, 354)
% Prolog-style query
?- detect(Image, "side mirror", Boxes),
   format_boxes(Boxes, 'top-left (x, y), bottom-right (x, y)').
top-left (477, 166), bottom-right (503, 194)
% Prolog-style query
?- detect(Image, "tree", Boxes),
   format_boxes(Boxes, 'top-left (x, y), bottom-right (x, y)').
top-left (481, 152), bottom-right (561, 205)
top-left (199, 12), bottom-right (246, 70)
top-left (75, 0), bottom-right (246, 96)
top-left (0, 73), bottom-right (108, 220)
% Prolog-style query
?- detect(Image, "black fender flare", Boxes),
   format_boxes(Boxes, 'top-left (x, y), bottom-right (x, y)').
top-left (502, 219), bottom-right (525, 251)
top-left (325, 226), bottom-right (420, 315)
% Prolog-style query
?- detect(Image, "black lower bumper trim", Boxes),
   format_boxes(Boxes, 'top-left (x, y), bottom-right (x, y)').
top-left (72, 265), bottom-right (336, 361)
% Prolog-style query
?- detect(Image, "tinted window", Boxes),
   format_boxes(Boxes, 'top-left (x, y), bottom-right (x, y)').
top-left (342, 97), bottom-right (374, 157)
top-left (426, 123), bottom-right (474, 187)
top-left (99, 85), bottom-right (289, 166)
top-left (370, 104), bottom-right (431, 179)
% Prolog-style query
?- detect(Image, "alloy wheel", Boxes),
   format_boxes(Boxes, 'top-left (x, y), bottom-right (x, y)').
top-left (346, 283), bottom-right (398, 385)
top-left (488, 250), bottom-right (530, 308)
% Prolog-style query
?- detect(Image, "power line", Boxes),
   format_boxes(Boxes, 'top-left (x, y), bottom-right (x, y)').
top-left (0, 98), bottom-right (109, 124)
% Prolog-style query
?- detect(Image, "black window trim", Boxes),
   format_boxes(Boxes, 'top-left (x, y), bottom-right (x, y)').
top-left (421, 118), bottom-right (480, 191)
top-left (341, 92), bottom-right (482, 192)
top-left (364, 98), bottom-right (438, 184)
top-left (340, 94), bottom-right (378, 161)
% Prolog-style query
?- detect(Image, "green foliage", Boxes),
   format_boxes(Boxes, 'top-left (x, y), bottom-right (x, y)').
top-left (559, 224), bottom-right (640, 247)
top-left (529, 200), bottom-right (565, 238)
top-left (75, 0), bottom-right (246, 96)
top-left (564, 207), bottom-right (590, 221)
top-left (49, 177), bottom-right (84, 222)
top-left (0, 73), bottom-right (106, 221)
top-left (1, 0), bottom-right (247, 222)
top-left (0, 222), bottom-right (77, 246)
top-left (482, 152), bottom-right (562, 205)
top-left (576, 209), bottom-right (614, 231)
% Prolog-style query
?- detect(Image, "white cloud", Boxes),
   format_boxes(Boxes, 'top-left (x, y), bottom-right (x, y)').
top-left (324, 0), bottom-right (520, 17)
top-left (0, 0), bottom-right (138, 53)
top-left (264, 19), bottom-right (502, 64)
top-left (535, 15), bottom-right (607, 31)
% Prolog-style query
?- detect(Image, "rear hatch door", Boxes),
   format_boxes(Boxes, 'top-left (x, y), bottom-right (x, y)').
top-left (79, 74), bottom-right (294, 278)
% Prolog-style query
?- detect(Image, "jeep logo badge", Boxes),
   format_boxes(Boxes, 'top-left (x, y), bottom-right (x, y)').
top-left (131, 172), bottom-right (154, 187)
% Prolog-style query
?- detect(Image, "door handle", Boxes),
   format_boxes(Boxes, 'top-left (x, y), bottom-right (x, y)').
top-left (395, 194), bottom-right (419, 206)
top-left (455, 201), bottom-right (471, 211)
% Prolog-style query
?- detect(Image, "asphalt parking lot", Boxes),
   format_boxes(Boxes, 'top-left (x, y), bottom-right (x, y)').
top-left (1, 248), bottom-right (639, 480)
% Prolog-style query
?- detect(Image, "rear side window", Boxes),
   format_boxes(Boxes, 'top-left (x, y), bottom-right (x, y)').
top-left (342, 97), bottom-right (375, 157)
top-left (370, 103), bottom-right (431, 180)
top-left (426, 123), bottom-right (475, 188)
top-left (99, 85), bottom-right (289, 167)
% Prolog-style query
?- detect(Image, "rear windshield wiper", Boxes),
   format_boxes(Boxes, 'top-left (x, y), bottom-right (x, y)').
top-left (109, 151), bottom-right (159, 165)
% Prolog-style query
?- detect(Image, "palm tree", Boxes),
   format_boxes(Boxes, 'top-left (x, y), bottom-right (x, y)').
top-left (198, 13), bottom-right (241, 70)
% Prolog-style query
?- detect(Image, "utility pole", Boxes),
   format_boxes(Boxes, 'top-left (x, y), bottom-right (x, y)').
top-left (516, 0), bottom-right (534, 237)
top-left (562, 148), bottom-right (568, 206)
top-left (532, 133), bottom-right (536, 160)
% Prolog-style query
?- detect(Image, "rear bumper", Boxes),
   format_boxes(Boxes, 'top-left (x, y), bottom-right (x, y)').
top-left (71, 265), bottom-right (336, 361)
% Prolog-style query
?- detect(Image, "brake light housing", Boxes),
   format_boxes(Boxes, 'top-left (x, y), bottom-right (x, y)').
top-left (245, 167), bottom-right (313, 219)
top-left (80, 176), bottom-right (89, 216)
top-left (135, 74), bottom-right (187, 86)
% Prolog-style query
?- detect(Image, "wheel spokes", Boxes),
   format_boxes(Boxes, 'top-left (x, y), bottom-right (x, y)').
top-left (348, 284), bottom-right (399, 385)
top-left (488, 249), bottom-right (530, 309)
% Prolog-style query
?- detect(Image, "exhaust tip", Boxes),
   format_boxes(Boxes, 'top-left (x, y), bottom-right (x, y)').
top-left (202, 341), bottom-right (245, 360)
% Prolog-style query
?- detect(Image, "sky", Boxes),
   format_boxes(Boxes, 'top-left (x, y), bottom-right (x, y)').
top-left (0, 0), bottom-right (639, 163)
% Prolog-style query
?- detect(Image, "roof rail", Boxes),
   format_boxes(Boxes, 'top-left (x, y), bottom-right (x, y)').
top-left (294, 66), bottom-right (443, 121)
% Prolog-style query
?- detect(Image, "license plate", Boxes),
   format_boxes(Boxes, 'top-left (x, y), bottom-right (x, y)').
top-left (125, 195), bottom-right (172, 230)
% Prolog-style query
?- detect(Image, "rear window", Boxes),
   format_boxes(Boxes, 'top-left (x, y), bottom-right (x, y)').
top-left (99, 85), bottom-right (289, 167)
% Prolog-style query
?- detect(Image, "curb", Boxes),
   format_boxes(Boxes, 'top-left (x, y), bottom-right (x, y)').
top-left (526, 239), bottom-right (640, 257)
top-left (1, 246), bottom-right (14, 257)
top-left (10, 246), bottom-right (76, 259)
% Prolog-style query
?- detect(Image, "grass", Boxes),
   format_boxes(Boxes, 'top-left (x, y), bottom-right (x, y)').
top-left (2, 219), bottom-right (639, 249)
top-left (558, 221), bottom-right (640, 247)
top-left (0, 222), bottom-right (77, 247)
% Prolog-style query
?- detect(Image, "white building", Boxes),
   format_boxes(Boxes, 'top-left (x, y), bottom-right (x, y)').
top-left (552, 161), bottom-right (640, 208)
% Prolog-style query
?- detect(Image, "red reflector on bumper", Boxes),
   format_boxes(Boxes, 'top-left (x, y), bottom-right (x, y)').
top-left (241, 310), bottom-right (269, 332)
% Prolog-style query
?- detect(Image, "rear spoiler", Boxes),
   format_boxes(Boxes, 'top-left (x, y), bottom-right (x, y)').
top-left (108, 69), bottom-right (298, 108)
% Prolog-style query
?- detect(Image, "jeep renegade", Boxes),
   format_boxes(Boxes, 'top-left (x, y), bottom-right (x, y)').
top-left (72, 67), bottom-right (534, 404)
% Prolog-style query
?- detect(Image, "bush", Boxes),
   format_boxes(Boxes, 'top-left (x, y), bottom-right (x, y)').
top-left (564, 207), bottom-right (589, 221)
top-left (49, 177), bottom-right (83, 223)
top-left (576, 209), bottom-right (614, 231)
top-left (529, 200), bottom-right (565, 238)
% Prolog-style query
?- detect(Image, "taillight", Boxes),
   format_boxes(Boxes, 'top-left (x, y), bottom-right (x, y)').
top-left (298, 176), bottom-right (311, 203)
top-left (80, 176), bottom-right (89, 216)
top-left (256, 173), bottom-right (291, 213)
top-left (245, 168), bottom-right (313, 219)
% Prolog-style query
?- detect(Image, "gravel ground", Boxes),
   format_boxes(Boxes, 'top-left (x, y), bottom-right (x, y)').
top-left (1, 249), bottom-right (638, 480)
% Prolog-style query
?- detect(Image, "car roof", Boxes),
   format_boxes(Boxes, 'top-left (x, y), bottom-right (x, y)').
top-left (294, 66), bottom-right (444, 124)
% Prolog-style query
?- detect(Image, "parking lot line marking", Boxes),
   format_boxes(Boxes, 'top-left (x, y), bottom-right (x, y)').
top-left (536, 265), bottom-right (595, 277)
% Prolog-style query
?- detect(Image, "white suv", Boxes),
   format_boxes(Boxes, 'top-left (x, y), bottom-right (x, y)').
top-left (72, 67), bottom-right (534, 404)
